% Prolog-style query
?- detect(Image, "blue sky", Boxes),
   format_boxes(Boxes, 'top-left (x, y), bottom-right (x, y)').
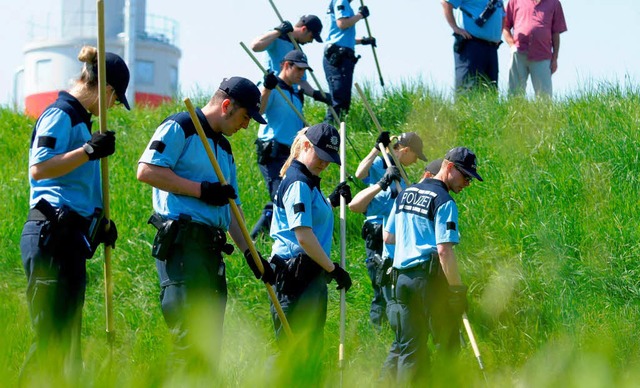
top-left (1, 0), bottom-right (639, 107)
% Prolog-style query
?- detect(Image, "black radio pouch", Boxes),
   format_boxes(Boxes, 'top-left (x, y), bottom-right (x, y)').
top-left (255, 139), bottom-right (273, 165)
top-left (453, 33), bottom-right (467, 54)
top-left (325, 44), bottom-right (343, 67)
top-left (148, 214), bottom-right (180, 261)
top-left (375, 255), bottom-right (393, 286)
top-left (361, 221), bottom-right (383, 252)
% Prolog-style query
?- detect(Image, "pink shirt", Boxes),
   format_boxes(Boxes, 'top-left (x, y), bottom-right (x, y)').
top-left (505, 0), bottom-right (567, 61)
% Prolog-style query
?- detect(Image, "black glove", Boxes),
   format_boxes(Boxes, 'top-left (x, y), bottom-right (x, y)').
top-left (360, 36), bottom-right (377, 47)
top-left (375, 131), bottom-right (391, 149)
top-left (312, 90), bottom-right (332, 105)
top-left (448, 285), bottom-right (468, 315)
top-left (358, 6), bottom-right (370, 19)
top-left (263, 71), bottom-right (279, 90)
top-left (328, 181), bottom-right (352, 207)
top-left (244, 249), bottom-right (276, 285)
top-left (200, 181), bottom-right (237, 206)
top-left (274, 20), bottom-right (293, 36)
top-left (99, 219), bottom-right (118, 249)
top-left (84, 131), bottom-right (116, 160)
top-left (329, 262), bottom-right (352, 291)
top-left (377, 166), bottom-right (402, 191)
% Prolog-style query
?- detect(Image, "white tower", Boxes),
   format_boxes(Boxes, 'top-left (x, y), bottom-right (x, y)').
top-left (22, 0), bottom-right (180, 117)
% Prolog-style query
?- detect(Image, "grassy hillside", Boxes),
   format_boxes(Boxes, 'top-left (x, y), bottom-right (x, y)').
top-left (1, 84), bottom-right (640, 387)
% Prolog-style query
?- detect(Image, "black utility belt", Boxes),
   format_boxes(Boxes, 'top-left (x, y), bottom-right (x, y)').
top-left (148, 213), bottom-right (232, 261)
top-left (468, 35), bottom-right (502, 47)
top-left (29, 201), bottom-right (94, 233)
top-left (324, 44), bottom-right (359, 65)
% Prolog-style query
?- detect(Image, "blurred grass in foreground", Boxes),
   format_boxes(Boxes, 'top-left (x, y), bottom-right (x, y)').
top-left (1, 82), bottom-right (640, 386)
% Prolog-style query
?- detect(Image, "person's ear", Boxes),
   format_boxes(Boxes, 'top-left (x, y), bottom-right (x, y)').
top-left (221, 98), bottom-right (231, 113)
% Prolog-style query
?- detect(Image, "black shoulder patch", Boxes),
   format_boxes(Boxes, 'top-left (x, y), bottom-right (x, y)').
top-left (37, 136), bottom-right (57, 149)
top-left (337, 5), bottom-right (345, 10)
top-left (446, 221), bottom-right (457, 231)
top-left (150, 140), bottom-right (166, 153)
top-left (293, 203), bottom-right (306, 214)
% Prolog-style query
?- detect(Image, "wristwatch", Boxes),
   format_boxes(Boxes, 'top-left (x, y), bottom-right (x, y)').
top-left (83, 142), bottom-right (95, 158)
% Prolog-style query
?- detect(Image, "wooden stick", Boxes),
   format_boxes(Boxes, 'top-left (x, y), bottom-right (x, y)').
top-left (378, 143), bottom-right (403, 192)
top-left (96, 0), bottom-right (115, 346)
top-left (267, 0), bottom-right (341, 123)
top-left (358, 0), bottom-right (384, 87)
top-left (183, 98), bottom-right (293, 339)
top-left (462, 312), bottom-right (488, 382)
top-left (354, 82), bottom-right (410, 186)
top-left (240, 41), bottom-right (307, 126)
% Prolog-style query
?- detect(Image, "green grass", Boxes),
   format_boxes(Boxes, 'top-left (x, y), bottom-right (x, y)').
top-left (2, 82), bottom-right (640, 386)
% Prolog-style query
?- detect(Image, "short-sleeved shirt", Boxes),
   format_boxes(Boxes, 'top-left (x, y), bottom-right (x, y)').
top-left (362, 156), bottom-right (408, 258)
top-left (325, 0), bottom-right (356, 49)
top-left (263, 36), bottom-right (308, 83)
top-left (258, 79), bottom-right (305, 146)
top-left (271, 160), bottom-right (334, 258)
top-left (505, 0), bottom-right (567, 61)
top-left (138, 109), bottom-right (240, 229)
top-left (386, 179), bottom-right (460, 269)
top-left (29, 91), bottom-right (102, 217)
top-left (446, 0), bottom-right (505, 42)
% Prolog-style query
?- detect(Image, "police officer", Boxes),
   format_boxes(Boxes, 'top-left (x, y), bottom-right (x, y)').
top-left (137, 76), bottom-right (274, 368)
top-left (250, 14), bottom-right (331, 104)
top-left (250, 50), bottom-right (310, 240)
top-left (379, 159), bottom-right (442, 383)
top-left (442, 0), bottom-right (505, 93)
top-left (269, 123), bottom-right (353, 379)
top-left (323, 0), bottom-right (377, 122)
top-left (384, 147), bottom-right (483, 384)
top-left (19, 46), bottom-right (127, 377)
top-left (348, 131), bottom-right (427, 330)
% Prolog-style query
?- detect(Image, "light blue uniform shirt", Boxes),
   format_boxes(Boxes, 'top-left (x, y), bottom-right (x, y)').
top-left (138, 109), bottom-right (240, 228)
top-left (446, 0), bottom-right (505, 42)
top-left (29, 91), bottom-right (102, 217)
top-left (263, 36), bottom-right (308, 82)
top-left (362, 156), bottom-right (408, 258)
top-left (386, 179), bottom-right (460, 269)
top-left (271, 160), bottom-right (334, 258)
top-left (258, 80), bottom-right (305, 146)
top-left (325, 0), bottom-right (356, 49)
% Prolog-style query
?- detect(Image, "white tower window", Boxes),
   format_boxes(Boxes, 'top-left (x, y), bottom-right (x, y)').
top-left (170, 66), bottom-right (178, 92)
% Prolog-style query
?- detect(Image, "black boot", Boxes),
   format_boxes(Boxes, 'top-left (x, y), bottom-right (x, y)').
top-left (250, 203), bottom-right (273, 240)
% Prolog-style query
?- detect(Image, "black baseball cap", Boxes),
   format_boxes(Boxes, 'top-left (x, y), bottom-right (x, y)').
top-left (397, 132), bottom-right (427, 161)
top-left (300, 15), bottom-right (323, 43)
top-left (283, 50), bottom-right (312, 70)
top-left (306, 123), bottom-right (341, 165)
top-left (425, 158), bottom-right (443, 175)
top-left (445, 147), bottom-right (483, 181)
top-left (218, 77), bottom-right (267, 124)
top-left (105, 52), bottom-right (131, 110)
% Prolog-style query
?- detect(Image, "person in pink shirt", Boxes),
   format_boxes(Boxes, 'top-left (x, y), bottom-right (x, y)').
top-left (503, 0), bottom-right (567, 97)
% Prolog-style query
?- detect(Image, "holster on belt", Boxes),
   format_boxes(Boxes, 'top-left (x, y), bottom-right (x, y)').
top-left (361, 220), bottom-right (383, 252)
top-left (33, 198), bottom-right (95, 258)
top-left (275, 253), bottom-right (324, 296)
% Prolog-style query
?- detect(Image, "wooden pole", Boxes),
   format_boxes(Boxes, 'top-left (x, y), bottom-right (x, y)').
top-left (183, 98), bottom-right (293, 339)
top-left (240, 42), bottom-right (308, 126)
top-left (96, 0), bottom-right (115, 346)
top-left (266, 0), bottom-right (341, 123)
top-left (354, 82), bottom-right (411, 186)
top-left (358, 0), bottom-right (384, 87)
